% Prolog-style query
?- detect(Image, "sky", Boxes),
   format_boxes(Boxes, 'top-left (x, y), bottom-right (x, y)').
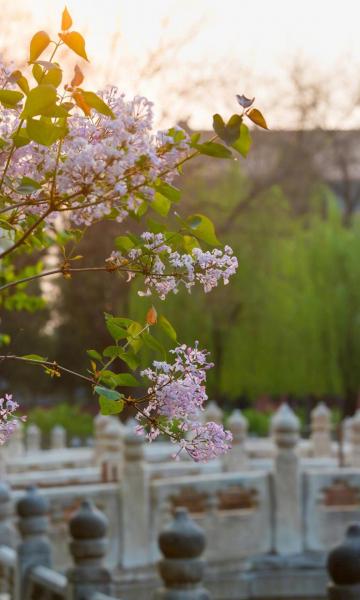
top-left (3, 0), bottom-right (360, 128)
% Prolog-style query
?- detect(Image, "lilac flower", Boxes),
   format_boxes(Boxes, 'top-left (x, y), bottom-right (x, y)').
top-left (138, 343), bottom-right (232, 462)
top-left (0, 85), bottom-right (190, 228)
top-left (0, 394), bottom-right (26, 445)
top-left (183, 422), bottom-right (233, 462)
top-left (106, 233), bottom-right (238, 299)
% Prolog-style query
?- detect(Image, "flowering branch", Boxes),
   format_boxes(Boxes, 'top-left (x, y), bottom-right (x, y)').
top-left (0, 8), bottom-right (267, 459)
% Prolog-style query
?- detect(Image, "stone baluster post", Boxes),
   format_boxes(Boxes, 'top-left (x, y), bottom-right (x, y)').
top-left (101, 419), bottom-right (124, 482)
top-left (26, 424), bottom-right (41, 453)
top-left (154, 507), bottom-right (210, 599)
top-left (50, 425), bottom-right (67, 450)
top-left (351, 410), bottom-right (360, 467)
top-left (0, 482), bottom-right (15, 547)
top-left (94, 414), bottom-right (112, 465)
top-left (8, 424), bottom-right (24, 458)
top-left (272, 403), bottom-right (302, 554)
top-left (66, 500), bottom-right (112, 600)
top-left (327, 523), bottom-right (360, 599)
top-left (311, 402), bottom-right (332, 458)
top-left (121, 420), bottom-right (150, 567)
top-left (203, 401), bottom-right (223, 424)
top-left (15, 486), bottom-right (51, 600)
top-left (342, 417), bottom-right (353, 445)
top-left (223, 409), bottom-right (248, 471)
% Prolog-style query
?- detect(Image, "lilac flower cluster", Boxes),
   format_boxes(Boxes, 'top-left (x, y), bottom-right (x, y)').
top-left (0, 83), bottom-right (190, 226)
top-left (106, 232), bottom-right (238, 299)
top-left (0, 393), bottom-right (25, 445)
top-left (137, 343), bottom-right (232, 462)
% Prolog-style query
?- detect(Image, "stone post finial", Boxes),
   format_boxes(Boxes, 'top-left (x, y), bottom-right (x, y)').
top-left (15, 486), bottom-right (51, 599)
top-left (311, 402), bottom-right (332, 458)
top-left (0, 482), bottom-right (15, 547)
top-left (272, 402), bottom-right (300, 450)
top-left (272, 404), bottom-right (301, 555)
top-left (203, 401), bottom-right (223, 424)
top-left (223, 409), bottom-right (248, 471)
top-left (327, 523), bottom-right (360, 599)
top-left (66, 500), bottom-right (112, 599)
top-left (154, 507), bottom-right (210, 599)
top-left (50, 425), bottom-right (66, 450)
top-left (26, 424), bottom-right (41, 453)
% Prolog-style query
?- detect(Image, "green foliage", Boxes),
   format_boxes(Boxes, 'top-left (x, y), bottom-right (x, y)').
top-left (26, 403), bottom-right (93, 438)
top-left (242, 409), bottom-right (271, 437)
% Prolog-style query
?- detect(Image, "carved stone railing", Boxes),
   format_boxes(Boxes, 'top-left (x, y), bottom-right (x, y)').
top-left (0, 545), bottom-right (15, 596)
top-left (0, 486), bottom-right (116, 600)
top-left (26, 565), bottom-right (67, 599)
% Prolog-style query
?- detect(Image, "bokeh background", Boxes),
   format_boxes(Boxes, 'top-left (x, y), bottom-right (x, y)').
top-left (2, 0), bottom-right (360, 439)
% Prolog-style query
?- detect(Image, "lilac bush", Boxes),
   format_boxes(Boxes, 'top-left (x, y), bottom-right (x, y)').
top-left (0, 8), bottom-right (267, 458)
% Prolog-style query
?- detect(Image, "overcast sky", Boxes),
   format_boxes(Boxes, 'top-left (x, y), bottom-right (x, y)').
top-left (5, 0), bottom-right (360, 128)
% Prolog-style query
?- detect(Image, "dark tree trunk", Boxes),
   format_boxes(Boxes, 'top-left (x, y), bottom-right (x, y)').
top-left (343, 387), bottom-right (358, 418)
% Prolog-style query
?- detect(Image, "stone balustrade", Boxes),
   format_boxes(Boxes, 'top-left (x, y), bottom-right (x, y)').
top-left (0, 484), bottom-right (209, 600)
top-left (1, 421), bottom-right (360, 599)
top-left (3, 404), bottom-right (360, 494)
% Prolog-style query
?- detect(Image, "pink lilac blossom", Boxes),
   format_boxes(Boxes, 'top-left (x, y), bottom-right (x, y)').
top-left (137, 343), bottom-right (232, 462)
top-left (0, 78), bottom-right (190, 228)
top-left (106, 232), bottom-right (238, 299)
top-left (0, 393), bottom-right (26, 445)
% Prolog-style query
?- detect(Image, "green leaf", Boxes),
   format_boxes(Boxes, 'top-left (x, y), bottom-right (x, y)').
top-left (29, 31), bottom-right (51, 63)
top-left (186, 213), bottom-right (220, 246)
top-left (22, 354), bottom-right (46, 362)
top-left (87, 349), bottom-right (102, 362)
top-left (155, 181), bottom-right (181, 203)
top-left (80, 91), bottom-right (115, 118)
top-left (194, 141), bottom-right (232, 159)
top-left (59, 31), bottom-right (89, 61)
top-left (42, 66), bottom-right (62, 88)
top-left (182, 234), bottom-right (200, 253)
top-left (102, 346), bottom-right (139, 371)
top-left (127, 322), bottom-right (144, 354)
top-left (115, 236), bottom-right (135, 252)
top-left (159, 315), bottom-right (177, 341)
top-left (147, 218), bottom-right (167, 234)
top-left (41, 104), bottom-right (69, 118)
top-left (32, 63), bottom-right (43, 83)
top-left (94, 385), bottom-right (122, 400)
top-left (112, 373), bottom-right (139, 387)
top-left (213, 113), bottom-right (242, 145)
top-left (17, 177), bottom-right (42, 194)
top-left (152, 192), bottom-right (171, 217)
top-left (212, 113), bottom-right (226, 137)
top-left (26, 118), bottom-right (68, 146)
top-left (12, 128), bottom-right (30, 148)
top-left (106, 318), bottom-right (128, 341)
top-left (190, 132), bottom-right (201, 145)
top-left (99, 396), bottom-right (124, 415)
top-left (232, 123), bottom-right (252, 158)
top-left (0, 90), bottom-right (24, 108)
top-left (10, 71), bottom-right (29, 95)
top-left (143, 333), bottom-right (166, 358)
top-left (21, 85), bottom-right (57, 118)
top-left (224, 114), bottom-right (242, 145)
